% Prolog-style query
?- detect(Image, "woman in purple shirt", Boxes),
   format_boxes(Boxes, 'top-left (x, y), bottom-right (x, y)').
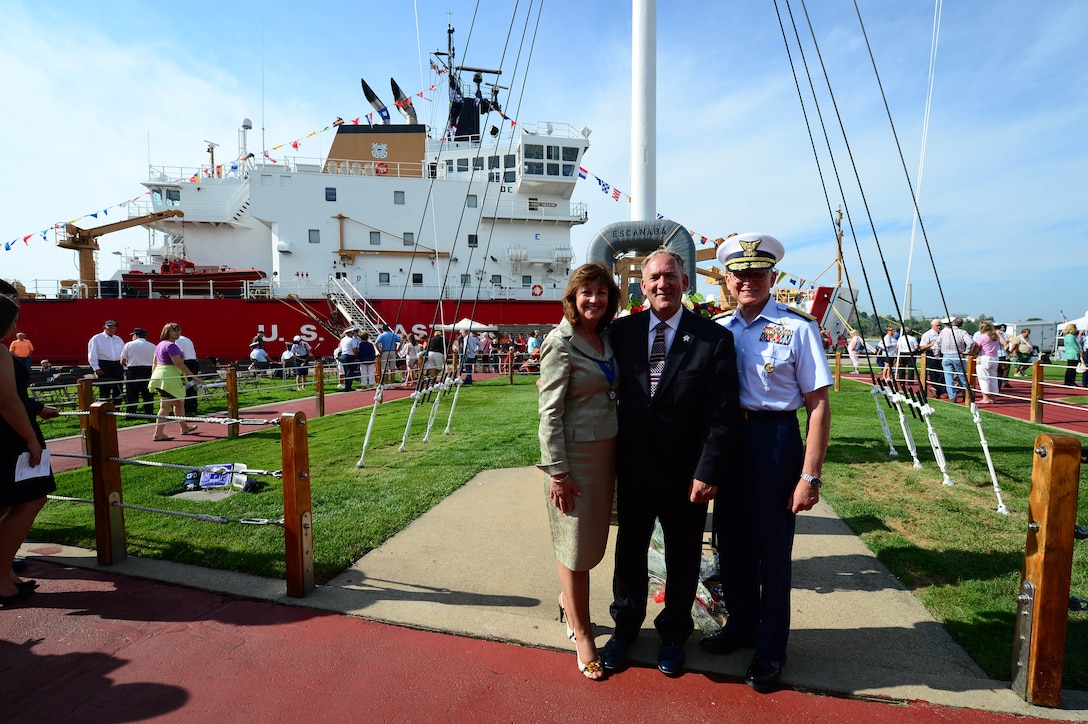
top-left (147, 322), bottom-right (202, 441)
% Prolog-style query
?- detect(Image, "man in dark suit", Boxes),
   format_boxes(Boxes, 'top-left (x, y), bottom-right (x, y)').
top-left (602, 248), bottom-right (739, 677)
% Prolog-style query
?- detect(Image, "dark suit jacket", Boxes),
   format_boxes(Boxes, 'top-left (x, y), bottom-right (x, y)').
top-left (612, 309), bottom-right (739, 487)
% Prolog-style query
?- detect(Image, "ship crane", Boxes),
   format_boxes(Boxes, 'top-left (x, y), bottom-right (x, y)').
top-left (58, 210), bottom-right (184, 298)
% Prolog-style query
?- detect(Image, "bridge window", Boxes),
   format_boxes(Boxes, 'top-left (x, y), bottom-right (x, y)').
top-left (504, 154), bottom-right (517, 183)
top-left (165, 188), bottom-right (181, 206)
top-left (308, 229), bottom-right (320, 244)
top-left (325, 187), bottom-right (336, 201)
top-left (379, 272), bottom-right (390, 286)
top-left (369, 231), bottom-right (381, 246)
top-left (457, 158), bottom-right (469, 172)
top-left (524, 144), bottom-right (544, 160)
top-left (488, 156), bottom-right (500, 169)
top-left (403, 231), bottom-right (414, 247)
top-left (473, 157), bottom-right (484, 171)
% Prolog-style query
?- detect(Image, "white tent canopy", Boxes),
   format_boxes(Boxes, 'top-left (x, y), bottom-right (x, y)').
top-left (433, 317), bottom-right (498, 332)
top-left (1064, 310), bottom-right (1088, 331)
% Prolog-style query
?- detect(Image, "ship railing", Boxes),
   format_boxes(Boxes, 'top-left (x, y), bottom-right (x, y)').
top-left (483, 199), bottom-right (588, 223)
top-left (147, 165), bottom-right (249, 185)
top-left (518, 122), bottom-right (587, 140)
top-left (119, 277), bottom-right (267, 300)
top-left (323, 157), bottom-right (426, 179)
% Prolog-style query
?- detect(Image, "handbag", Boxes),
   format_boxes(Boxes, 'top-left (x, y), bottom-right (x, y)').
top-left (1077, 361), bottom-right (1088, 374)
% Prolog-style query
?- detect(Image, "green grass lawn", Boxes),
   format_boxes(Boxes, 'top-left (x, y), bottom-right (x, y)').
top-left (32, 375), bottom-right (1088, 687)
top-left (818, 380), bottom-right (1088, 687)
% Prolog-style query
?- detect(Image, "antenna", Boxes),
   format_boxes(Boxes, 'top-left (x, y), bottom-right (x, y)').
top-left (204, 141), bottom-right (219, 172)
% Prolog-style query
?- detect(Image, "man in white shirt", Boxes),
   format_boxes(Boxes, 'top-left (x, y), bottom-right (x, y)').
top-left (918, 319), bottom-right (944, 398)
top-left (175, 330), bottom-right (200, 415)
top-left (895, 328), bottom-right (919, 383)
top-left (88, 319), bottom-right (125, 407)
top-left (121, 327), bottom-right (157, 415)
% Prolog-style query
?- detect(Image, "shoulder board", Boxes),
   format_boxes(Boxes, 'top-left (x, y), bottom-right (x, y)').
top-left (711, 311), bottom-right (734, 321)
top-left (785, 305), bottom-right (817, 322)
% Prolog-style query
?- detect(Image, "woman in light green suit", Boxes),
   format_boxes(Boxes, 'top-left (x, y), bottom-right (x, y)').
top-left (538, 263), bottom-right (620, 680)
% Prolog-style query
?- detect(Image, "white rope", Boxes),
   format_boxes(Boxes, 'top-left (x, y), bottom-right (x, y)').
top-left (422, 377), bottom-right (453, 443)
top-left (356, 383), bottom-right (384, 468)
top-left (918, 403), bottom-right (954, 487)
top-left (443, 377), bottom-right (465, 435)
top-left (969, 402), bottom-right (1009, 514)
top-left (106, 456), bottom-right (282, 478)
top-left (45, 495), bottom-right (284, 526)
top-left (870, 387), bottom-right (898, 457)
top-left (901, 0), bottom-right (942, 303)
top-left (398, 388), bottom-right (425, 453)
top-left (884, 386), bottom-right (923, 469)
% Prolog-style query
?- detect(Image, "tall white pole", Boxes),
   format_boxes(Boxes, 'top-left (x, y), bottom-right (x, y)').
top-left (631, 0), bottom-right (656, 222)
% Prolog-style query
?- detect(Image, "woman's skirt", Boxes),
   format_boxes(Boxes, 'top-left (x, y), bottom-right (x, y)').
top-left (148, 363), bottom-right (186, 399)
top-left (545, 437), bottom-right (616, 571)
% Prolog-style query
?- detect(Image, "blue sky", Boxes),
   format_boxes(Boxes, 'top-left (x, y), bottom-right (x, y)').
top-left (2, 1), bottom-right (1085, 324)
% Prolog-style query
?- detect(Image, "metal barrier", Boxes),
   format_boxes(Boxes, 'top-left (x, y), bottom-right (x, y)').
top-left (85, 402), bottom-right (315, 597)
top-left (1012, 433), bottom-right (1082, 707)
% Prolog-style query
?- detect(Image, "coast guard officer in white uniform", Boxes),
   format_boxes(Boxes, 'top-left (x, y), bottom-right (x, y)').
top-left (700, 233), bottom-right (832, 693)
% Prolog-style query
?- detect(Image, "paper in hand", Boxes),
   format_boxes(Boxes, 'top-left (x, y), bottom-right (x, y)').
top-left (15, 450), bottom-right (50, 482)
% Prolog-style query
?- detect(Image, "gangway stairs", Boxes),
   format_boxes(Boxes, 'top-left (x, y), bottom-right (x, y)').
top-left (327, 276), bottom-right (386, 339)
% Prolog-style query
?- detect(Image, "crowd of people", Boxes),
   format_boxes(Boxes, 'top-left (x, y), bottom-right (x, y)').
top-left (86, 319), bottom-right (205, 442)
top-left (538, 234), bottom-right (832, 692)
top-left (856, 316), bottom-right (1088, 402)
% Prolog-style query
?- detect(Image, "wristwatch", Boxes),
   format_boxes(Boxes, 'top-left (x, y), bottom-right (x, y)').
top-left (800, 473), bottom-right (823, 489)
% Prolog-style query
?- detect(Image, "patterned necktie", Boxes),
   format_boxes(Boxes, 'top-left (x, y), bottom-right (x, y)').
top-left (649, 321), bottom-right (668, 396)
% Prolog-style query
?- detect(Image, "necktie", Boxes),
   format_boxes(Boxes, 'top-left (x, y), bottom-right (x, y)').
top-left (649, 321), bottom-right (668, 396)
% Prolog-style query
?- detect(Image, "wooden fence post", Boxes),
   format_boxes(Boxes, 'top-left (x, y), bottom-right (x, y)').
top-left (88, 401), bottom-right (126, 565)
top-left (225, 367), bottom-right (240, 439)
top-left (314, 360), bottom-right (325, 417)
top-left (77, 377), bottom-right (95, 463)
top-left (1012, 433), bottom-right (1082, 707)
top-left (833, 351), bottom-right (842, 391)
top-left (1030, 360), bottom-right (1044, 424)
top-left (280, 411), bottom-right (314, 597)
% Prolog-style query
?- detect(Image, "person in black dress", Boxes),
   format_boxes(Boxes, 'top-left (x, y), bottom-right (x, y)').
top-left (0, 294), bottom-right (58, 605)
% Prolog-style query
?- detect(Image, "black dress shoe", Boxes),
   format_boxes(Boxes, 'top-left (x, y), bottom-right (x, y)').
top-left (601, 636), bottom-right (631, 671)
top-left (745, 656), bottom-right (785, 692)
top-left (657, 641), bottom-right (685, 677)
top-left (699, 631), bottom-right (756, 655)
top-left (11, 558), bottom-right (27, 573)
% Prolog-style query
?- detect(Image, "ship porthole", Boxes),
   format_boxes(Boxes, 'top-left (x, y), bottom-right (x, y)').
top-left (356, 275), bottom-right (361, 282)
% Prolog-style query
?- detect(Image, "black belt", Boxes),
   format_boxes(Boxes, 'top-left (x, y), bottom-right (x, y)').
top-left (740, 409), bottom-right (798, 421)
